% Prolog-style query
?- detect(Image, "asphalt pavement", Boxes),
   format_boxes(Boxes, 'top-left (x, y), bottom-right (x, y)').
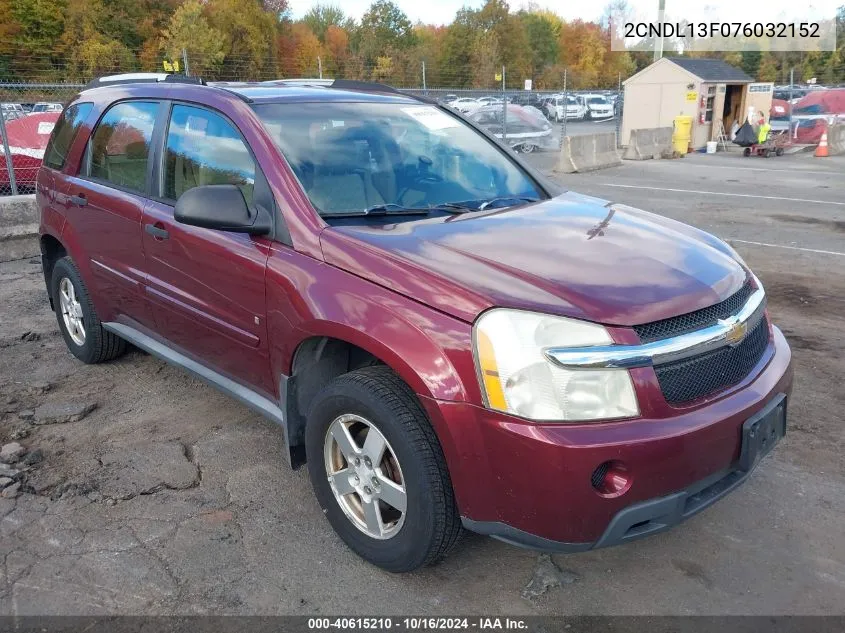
top-left (1, 149), bottom-right (843, 616)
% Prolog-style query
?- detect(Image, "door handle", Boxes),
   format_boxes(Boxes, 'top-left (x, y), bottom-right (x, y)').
top-left (69, 194), bottom-right (87, 207)
top-left (145, 223), bottom-right (169, 240)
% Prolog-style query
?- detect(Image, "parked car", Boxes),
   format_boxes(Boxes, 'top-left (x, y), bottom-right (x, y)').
top-left (510, 92), bottom-right (545, 109)
top-left (1, 103), bottom-right (26, 122)
top-left (582, 94), bottom-right (614, 119)
top-left (30, 102), bottom-right (64, 114)
top-left (543, 94), bottom-right (586, 121)
top-left (38, 74), bottom-right (793, 573)
top-left (0, 112), bottom-right (61, 191)
top-left (469, 104), bottom-right (553, 153)
top-left (446, 97), bottom-right (481, 113)
top-left (476, 96), bottom-right (504, 107)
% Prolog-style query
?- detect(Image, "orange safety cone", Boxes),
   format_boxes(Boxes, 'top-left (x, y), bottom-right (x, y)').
top-left (815, 131), bottom-right (829, 157)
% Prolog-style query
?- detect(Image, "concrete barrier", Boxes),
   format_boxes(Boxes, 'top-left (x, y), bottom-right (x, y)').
top-left (826, 123), bottom-right (845, 156)
top-left (556, 132), bottom-right (621, 174)
top-left (0, 194), bottom-right (39, 262)
top-left (623, 127), bottom-right (673, 160)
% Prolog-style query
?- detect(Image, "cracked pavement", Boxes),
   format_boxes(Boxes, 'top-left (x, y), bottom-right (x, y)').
top-left (1, 153), bottom-right (844, 615)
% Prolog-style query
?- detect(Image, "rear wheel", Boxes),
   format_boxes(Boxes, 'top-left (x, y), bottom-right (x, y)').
top-left (51, 257), bottom-right (126, 364)
top-left (743, 147), bottom-right (751, 157)
top-left (305, 366), bottom-right (461, 572)
top-left (519, 143), bottom-right (537, 154)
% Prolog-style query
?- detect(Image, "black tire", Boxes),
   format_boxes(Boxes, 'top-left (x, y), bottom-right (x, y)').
top-left (51, 257), bottom-right (127, 364)
top-left (776, 148), bottom-right (784, 156)
top-left (743, 147), bottom-right (751, 157)
top-left (305, 366), bottom-right (462, 572)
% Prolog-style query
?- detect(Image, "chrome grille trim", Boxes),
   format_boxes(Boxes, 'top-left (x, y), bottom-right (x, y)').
top-left (544, 280), bottom-right (767, 370)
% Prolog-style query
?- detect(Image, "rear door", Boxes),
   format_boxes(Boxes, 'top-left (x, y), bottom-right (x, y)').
top-left (64, 100), bottom-right (161, 328)
top-left (142, 103), bottom-right (273, 395)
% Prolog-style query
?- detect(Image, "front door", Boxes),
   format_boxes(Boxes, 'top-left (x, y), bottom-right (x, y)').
top-left (141, 103), bottom-right (273, 396)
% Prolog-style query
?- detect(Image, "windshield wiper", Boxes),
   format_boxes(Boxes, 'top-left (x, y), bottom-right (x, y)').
top-left (477, 196), bottom-right (540, 211)
top-left (321, 203), bottom-right (431, 218)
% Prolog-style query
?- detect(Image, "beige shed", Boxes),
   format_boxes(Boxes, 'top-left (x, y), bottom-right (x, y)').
top-left (622, 57), bottom-right (773, 150)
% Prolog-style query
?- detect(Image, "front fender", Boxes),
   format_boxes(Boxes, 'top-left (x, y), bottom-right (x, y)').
top-left (265, 245), bottom-right (478, 404)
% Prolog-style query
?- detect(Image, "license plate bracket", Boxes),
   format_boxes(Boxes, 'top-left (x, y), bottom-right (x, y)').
top-left (739, 394), bottom-right (787, 472)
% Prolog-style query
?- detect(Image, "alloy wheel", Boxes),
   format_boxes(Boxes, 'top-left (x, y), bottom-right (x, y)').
top-left (58, 277), bottom-right (86, 346)
top-left (323, 414), bottom-right (407, 540)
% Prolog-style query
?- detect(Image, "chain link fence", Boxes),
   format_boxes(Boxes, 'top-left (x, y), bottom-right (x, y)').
top-left (0, 67), bottom-right (626, 196)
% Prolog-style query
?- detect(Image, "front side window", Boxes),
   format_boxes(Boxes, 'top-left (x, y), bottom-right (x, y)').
top-left (87, 101), bottom-right (158, 193)
top-left (163, 105), bottom-right (255, 204)
top-left (254, 102), bottom-right (541, 218)
top-left (43, 102), bottom-right (93, 171)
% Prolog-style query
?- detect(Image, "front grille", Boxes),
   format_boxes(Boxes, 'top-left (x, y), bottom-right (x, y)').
top-left (655, 317), bottom-right (770, 405)
top-left (634, 280), bottom-right (755, 344)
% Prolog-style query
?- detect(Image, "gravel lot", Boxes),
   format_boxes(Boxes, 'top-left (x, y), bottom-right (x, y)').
top-left (1, 150), bottom-right (843, 616)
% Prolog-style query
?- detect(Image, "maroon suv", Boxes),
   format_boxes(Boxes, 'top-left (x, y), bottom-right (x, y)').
top-left (37, 75), bottom-right (793, 572)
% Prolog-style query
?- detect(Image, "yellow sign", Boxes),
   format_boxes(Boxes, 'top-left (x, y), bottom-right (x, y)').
top-left (495, 73), bottom-right (502, 81)
top-left (685, 91), bottom-right (698, 102)
top-left (163, 59), bottom-right (181, 73)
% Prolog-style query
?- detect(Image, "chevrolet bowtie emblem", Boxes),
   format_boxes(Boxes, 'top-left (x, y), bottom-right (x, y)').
top-left (720, 317), bottom-right (748, 347)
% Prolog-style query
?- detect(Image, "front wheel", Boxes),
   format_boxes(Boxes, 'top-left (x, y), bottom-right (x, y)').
top-left (305, 366), bottom-right (461, 572)
top-left (519, 143), bottom-right (537, 154)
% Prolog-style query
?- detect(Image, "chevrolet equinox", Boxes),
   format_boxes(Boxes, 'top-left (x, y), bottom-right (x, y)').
top-left (36, 74), bottom-right (793, 572)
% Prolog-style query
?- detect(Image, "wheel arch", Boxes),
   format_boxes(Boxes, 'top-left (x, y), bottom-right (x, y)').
top-left (281, 322), bottom-right (470, 467)
top-left (39, 233), bottom-right (67, 309)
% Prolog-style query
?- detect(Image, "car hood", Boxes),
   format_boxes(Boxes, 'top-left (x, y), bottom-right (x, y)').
top-left (319, 192), bottom-right (747, 325)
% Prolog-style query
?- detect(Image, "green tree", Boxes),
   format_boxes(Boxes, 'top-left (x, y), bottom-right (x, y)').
top-left (301, 4), bottom-right (351, 43)
top-left (10, 0), bottom-right (67, 75)
top-left (161, 0), bottom-right (225, 77)
top-left (740, 50), bottom-right (762, 78)
top-left (519, 11), bottom-right (559, 76)
top-left (358, 0), bottom-right (415, 61)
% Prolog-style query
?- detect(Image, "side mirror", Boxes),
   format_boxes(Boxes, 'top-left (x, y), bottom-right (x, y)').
top-left (174, 184), bottom-right (272, 235)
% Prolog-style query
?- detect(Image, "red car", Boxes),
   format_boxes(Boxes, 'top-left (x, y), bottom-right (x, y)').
top-left (37, 75), bottom-right (793, 572)
top-left (1, 112), bottom-right (61, 191)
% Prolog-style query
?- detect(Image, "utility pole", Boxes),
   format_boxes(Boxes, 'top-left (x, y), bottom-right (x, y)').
top-left (0, 112), bottom-right (17, 196)
top-left (653, 0), bottom-right (666, 62)
top-left (318, 56), bottom-right (323, 79)
top-left (422, 61), bottom-right (427, 94)
top-left (789, 67), bottom-right (794, 139)
top-left (502, 65), bottom-right (507, 147)
top-left (182, 48), bottom-right (189, 77)
top-left (561, 67), bottom-right (568, 142)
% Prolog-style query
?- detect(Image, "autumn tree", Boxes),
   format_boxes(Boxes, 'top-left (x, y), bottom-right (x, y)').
top-left (323, 24), bottom-right (350, 77)
top-left (207, 0), bottom-right (279, 80)
top-left (161, 0), bottom-right (225, 77)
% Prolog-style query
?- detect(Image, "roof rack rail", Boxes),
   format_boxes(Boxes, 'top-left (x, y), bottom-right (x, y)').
top-left (83, 73), bottom-right (205, 90)
top-left (329, 79), bottom-right (398, 94)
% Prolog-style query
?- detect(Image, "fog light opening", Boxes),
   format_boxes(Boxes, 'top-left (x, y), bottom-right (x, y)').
top-left (592, 460), bottom-right (632, 498)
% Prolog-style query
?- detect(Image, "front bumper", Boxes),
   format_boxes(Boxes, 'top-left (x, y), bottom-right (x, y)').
top-left (421, 326), bottom-right (793, 549)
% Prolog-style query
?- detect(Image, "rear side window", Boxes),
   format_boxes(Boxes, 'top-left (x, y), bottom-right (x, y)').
top-left (43, 103), bottom-right (93, 170)
top-left (163, 105), bottom-right (255, 204)
top-left (87, 101), bottom-right (158, 194)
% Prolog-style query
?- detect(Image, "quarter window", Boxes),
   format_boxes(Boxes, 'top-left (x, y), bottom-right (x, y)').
top-left (87, 101), bottom-right (158, 193)
top-left (43, 102), bottom-right (93, 171)
top-left (163, 105), bottom-right (255, 204)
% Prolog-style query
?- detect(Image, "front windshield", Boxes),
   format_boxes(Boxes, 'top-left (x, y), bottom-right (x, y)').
top-left (253, 102), bottom-right (541, 217)
top-left (588, 97), bottom-right (607, 105)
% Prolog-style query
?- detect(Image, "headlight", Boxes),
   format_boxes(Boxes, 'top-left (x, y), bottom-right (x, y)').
top-left (474, 309), bottom-right (639, 422)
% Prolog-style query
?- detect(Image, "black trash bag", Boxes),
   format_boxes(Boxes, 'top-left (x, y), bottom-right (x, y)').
top-left (733, 121), bottom-right (757, 147)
